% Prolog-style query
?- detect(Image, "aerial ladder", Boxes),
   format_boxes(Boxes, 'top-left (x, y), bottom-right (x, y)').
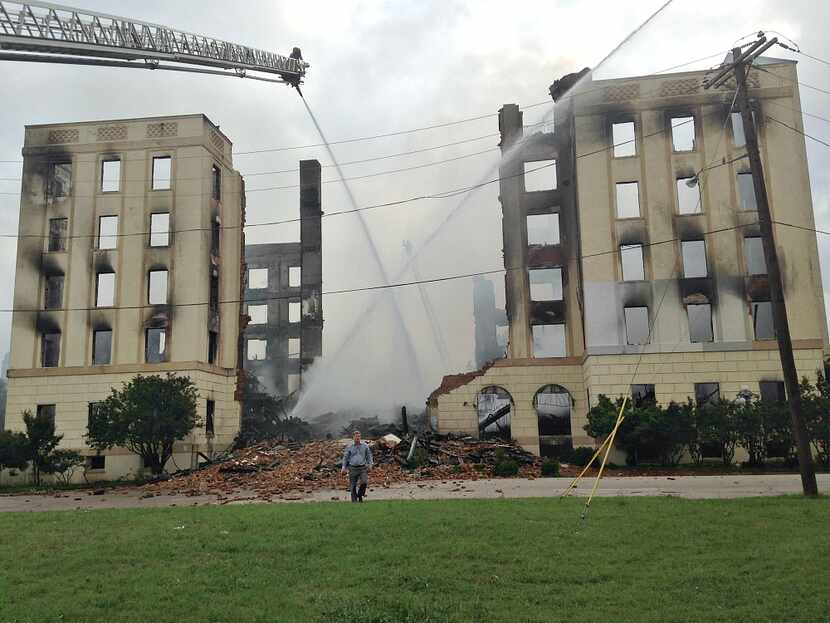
top-left (0, 1), bottom-right (308, 88)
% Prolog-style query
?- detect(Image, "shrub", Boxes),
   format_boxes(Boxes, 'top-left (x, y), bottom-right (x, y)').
top-left (540, 459), bottom-right (560, 477)
top-left (799, 373), bottom-right (830, 466)
top-left (42, 449), bottom-right (83, 486)
top-left (0, 430), bottom-right (29, 479)
top-left (696, 399), bottom-right (739, 466)
top-left (493, 459), bottom-right (519, 477)
top-left (586, 396), bottom-right (691, 466)
top-left (567, 446), bottom-right (598, 467)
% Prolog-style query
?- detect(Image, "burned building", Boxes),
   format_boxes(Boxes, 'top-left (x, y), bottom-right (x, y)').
top-left (472, 276), bottom-right (507, 368)
top-left (430, 57), bottom-right (828, 456)
top-left (243, 160), bottom-right (323, 399)
top-left (4, 114), bottom-right (245, 479)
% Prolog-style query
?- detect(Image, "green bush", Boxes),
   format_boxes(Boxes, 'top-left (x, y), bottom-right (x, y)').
top-left (493, 459), bottom-right (519, 477)
top-left (540, 459), bottom-right (560, 477)
top-left (585, 396), bottom-right (692, 466)
top-left (567, 446), bottom-right (598, 467)
top-left (800, 373), bottom-right (830, 466)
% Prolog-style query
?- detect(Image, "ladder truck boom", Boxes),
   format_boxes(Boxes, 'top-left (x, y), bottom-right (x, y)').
top-left (0, 1), bottom-right (308, 85)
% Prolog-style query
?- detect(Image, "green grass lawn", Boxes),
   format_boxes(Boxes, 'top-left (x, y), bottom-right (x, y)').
top-left (1, 497), bottom-right (828, 623)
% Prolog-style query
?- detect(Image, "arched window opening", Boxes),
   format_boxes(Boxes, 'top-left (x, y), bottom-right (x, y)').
top-left (534, 384), bottom-right (573, 456)
top-left (476, 386), bottom-right (512, 440)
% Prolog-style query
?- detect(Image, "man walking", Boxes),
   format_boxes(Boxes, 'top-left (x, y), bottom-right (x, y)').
top-left (341, 430), bottom-right (373, 502)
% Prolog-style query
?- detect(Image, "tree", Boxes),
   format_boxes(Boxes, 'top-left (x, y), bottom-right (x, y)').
top-left (236, 377), bottom-right (312, 447)
top-left (0, 430), bottom-right (28, 484)
top-left (22, 409), bottom-right (63, 486)
top-left (86, 374), bottom-right (198, 475)
top-left (42, 449), bottom-right (83, 486)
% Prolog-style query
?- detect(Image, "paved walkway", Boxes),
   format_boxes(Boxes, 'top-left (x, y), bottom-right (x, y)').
top-left (1, 473), bottom-right (827, 512)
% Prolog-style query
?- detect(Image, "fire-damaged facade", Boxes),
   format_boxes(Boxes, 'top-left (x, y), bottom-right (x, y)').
top-left (242, 160), bottom-right (323, 400)
top-left (5, 114), bottom-right (245, 479)
top-left (430, 58), bottom-right (828, 456)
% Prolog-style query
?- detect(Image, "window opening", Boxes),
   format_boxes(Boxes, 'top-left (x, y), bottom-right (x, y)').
top-left (145, 328), bottom-right (167, 363)
top-left (752, 301), bottom-right (775, 340)
top-left (148, 270), bottom-right (168, 305)
top-left (96, 272), bottom-right (115, 307)
top-left (41, 333), bottom-right (60, 367)
top-left (695, 382), bottom-right (720, 407)
top-left (631, 384), bottom-right (656, 408)
top-left (48, 218), bottom-right (67, 252)
top-left (93, 330), bottom-right (112, 365)
top-left (681, 240), bottom-right (707, 278)
top-left (616, 182), bottom-right (640, 218)
top-left (676, 177), bottom-right (701, 214)
top-left (477, 386), bottom-right (512, 439)
top-left (620, 244), bottom-right (645, 281)
top-left (523, 160), bottom-right (557, 192)
top-left (98, 215), bottom-right (118, 250)
top-left (612, 122), bottom-right (636, 157)
top-left (211, 164), bottom-right (221, 200)
top-left (671, 116), bottom-right (696, 151)
top-left (208, 331), bottom-right (218, 364)
top-left (44, 275), bottom-right (63, 310)
top-left (527, 213), bottom-right (560, 246)
top-left (248, 305), bottom-right (267, 325)
top-left (744, 237), bottom-right (766, 275)
top-left (289, 301), bottom-right (301, 323)
top-left (528, 268), bottom-right (563, 301)
top-left (737, 172), bottom-right (757, 211)
top-left (624, 307), bottom-right (650, 345)
top-left (247, 339), bottom-right (267, 361)
top-left (248, 268), bottom-right (268, 289)
top-left (288, 337), bottom-right (300, 359)
top-left (150, 213), bottom-right (169, 247)
top-left (688, 304), bottom-right (713, 342)
top-left (48, 162), bottom-right (71, 197)
top-left (206, 399), bottom-right (215, 436)
top-left (289, 266), bottom-right (301, 288)
top-left (101, 159), bottom-right (121, 192)
top-left (532, 324), bottom-right (566, 358)
top-left (152, 156), bottom-right (171, 190)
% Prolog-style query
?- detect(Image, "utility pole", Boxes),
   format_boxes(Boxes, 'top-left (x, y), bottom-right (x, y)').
top-left (706, 37), bottom-right (818, 496)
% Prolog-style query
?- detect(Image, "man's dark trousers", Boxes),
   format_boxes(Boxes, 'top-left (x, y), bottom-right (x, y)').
top-left (349, 465), bottom-right (368, 502)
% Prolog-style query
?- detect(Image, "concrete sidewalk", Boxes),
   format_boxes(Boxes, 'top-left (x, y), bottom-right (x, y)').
top-left (1, 473), bottom-right (827, 512)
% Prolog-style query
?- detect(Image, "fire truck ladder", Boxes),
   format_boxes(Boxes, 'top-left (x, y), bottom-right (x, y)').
top-left (0, 1), bottom-right (308, 85)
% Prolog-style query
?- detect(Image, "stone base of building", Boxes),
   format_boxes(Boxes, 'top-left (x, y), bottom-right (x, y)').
top-left (4, 362), bottom-right (241, 481)
top-left (428, 343), bottom-right (825, 457)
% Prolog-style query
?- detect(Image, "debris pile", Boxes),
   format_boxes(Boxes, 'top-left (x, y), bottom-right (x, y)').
top-left (140, 433), bottom-right (541, 500)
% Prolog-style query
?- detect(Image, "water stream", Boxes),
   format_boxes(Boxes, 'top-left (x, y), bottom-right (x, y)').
top-left (289, 0), bottom-right (677, 418)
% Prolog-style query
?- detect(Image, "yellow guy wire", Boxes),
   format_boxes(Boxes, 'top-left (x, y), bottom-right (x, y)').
top-left (560, 396), bottom-right (628, 500)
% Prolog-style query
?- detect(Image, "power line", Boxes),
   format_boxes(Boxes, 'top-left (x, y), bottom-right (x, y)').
top-left (0, 220), bottom-right (752, 314)
top-left (0, 142), bottom-right (503, 195)
top-left (0, 117), bottom-right (699, 241)
top-left (0, 121), bottom-right (555, 190)
top-left (233, 101), bottom-right (551, 156)
top-left (766, 115), bottom-right (830, 150)
top-left (753, 65), bottom-right (830, 98)
top-left (764, 100), bottom-right (830, 126)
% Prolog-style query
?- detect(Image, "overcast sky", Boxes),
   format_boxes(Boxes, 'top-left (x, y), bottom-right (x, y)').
top-left (1, 0), bottom-right (829, 413)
